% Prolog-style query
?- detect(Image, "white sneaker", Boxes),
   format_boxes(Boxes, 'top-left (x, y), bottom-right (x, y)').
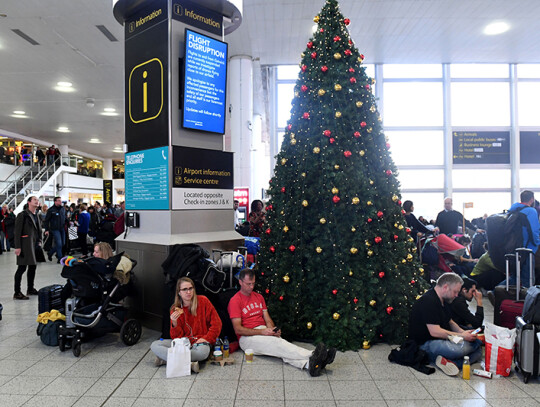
top-left (435, 355), bottom-right (459, 376)
top-left (191, 361), bottom-right (199, 373)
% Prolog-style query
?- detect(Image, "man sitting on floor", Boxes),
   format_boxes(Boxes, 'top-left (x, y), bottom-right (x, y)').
top-left (449, 277), bottom-right (484, 329)
top-left (228, 268), bottom-right (336, 377)
top-left (409, 273), bottom-right (482, 376)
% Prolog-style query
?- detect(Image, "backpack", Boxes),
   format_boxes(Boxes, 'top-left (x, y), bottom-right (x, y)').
top-left (523, 286), bottom-right (540, 324)
top-left (421, 239), bottom-right (439, 266)
top-left (388, 340), bottom-right (435, 375)
top-left (36, 320), bottom-right (63, 346)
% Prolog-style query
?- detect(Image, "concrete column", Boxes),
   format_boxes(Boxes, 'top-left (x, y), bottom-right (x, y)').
top-left (58, 145), bottom-right (69, 156)
top-left (509, 64), bottom-right (520, 203)
top-left (229, 55), bottom-right (253, 194)
top-left (442, 64), bottom-right (453, 197)
top-left (103, 159), bottom-right (113, 180)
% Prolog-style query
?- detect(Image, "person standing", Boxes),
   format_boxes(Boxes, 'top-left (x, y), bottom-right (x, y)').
top-left (435, 197), bottom-right (483, 236)
top-left (43, 197), bottom-right (66, 263)
top-left (13, 196), bottom-right (42, 300)
top-left (0, 204), bottom-right (9, 254)
top-left (77, 203), bottom-right (90, 256)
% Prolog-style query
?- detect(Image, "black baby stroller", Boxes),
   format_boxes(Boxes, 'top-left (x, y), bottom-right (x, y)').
top-left (58, 252), bottom-right (142, 356)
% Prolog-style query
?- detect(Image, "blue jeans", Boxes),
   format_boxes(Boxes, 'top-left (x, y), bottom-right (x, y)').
top-left (498, 255), bottom-right (535, 288)
top-left (48, 229), bottom-right (65, 260)
top-left (0, 230), bottom-right (8, 251)
top-left (420, 338), bottom-right (482, 369)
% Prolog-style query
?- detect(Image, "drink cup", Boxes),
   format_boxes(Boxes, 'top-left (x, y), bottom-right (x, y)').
top-left (214, 350), bottom-right (223, 361)
top-left (477, 333), bottom-right (485, 345)
top-left (245, 349), bottom-right (254, 363)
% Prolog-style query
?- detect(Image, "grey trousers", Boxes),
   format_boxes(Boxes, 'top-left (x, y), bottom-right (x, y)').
top-left (151, 339), bottom-right (210, 363)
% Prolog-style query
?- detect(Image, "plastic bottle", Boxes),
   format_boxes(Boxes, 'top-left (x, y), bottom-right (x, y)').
top-left (462, 356), bottom-right (470, 380)
top-left (214, 338), bottom-right (222, 352)
top-left (223, 336), bottom-right (230, 358)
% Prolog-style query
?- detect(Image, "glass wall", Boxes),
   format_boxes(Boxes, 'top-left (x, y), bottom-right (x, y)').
top-left (273, 63), bottom-right (540, 221)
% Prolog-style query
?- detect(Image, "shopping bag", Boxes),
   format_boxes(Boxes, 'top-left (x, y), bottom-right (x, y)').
top-left (166, 338), bottom-right (191, 378)
top-left (484, 321), bottom-right (516, 377)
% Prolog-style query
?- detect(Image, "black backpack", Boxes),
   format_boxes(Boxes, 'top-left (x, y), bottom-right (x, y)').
top-left (388, 339), bottom-right (435, 375)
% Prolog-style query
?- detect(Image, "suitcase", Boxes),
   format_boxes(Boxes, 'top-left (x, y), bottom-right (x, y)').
top-left (494, 248), bottom-right (535, 328)
top-left (38, 284), bottom-right (64, 314)
top-left (514, 316), bottom-right (540, 383)
top-left (523, 285), bottom-right (540, 324)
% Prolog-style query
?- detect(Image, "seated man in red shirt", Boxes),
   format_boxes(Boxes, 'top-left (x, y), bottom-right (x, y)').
top-left (228, 268), bottom-right (336, 377)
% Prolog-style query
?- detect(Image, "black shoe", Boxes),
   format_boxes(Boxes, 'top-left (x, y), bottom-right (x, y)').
top-left (13, 292), bottom-right (29, 300)
top-left (47, 252), bottom-right (53, 261)
top-left (323, 347), bottom-right (337, 368)
top-left (27, 288), bottom-right (39, 296)
top-left (57, 259), bottom-right (60, 264)
top-left (308, 343), bottom-right (327, 377)
top-left (487, 291), bottom-right (495, 307)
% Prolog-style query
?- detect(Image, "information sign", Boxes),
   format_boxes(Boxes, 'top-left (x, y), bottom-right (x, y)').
top-left (520, 131), bottom-right (540, 164)
top-left (452, 131), bottom-right (510, 164)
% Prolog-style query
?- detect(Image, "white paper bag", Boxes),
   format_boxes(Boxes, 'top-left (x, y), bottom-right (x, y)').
top-left (166, 338), bottom-right (191, 378)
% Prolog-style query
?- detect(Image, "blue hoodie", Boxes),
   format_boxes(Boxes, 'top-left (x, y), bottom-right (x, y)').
top-left (508, 202), bottom-right (540, 253)
top-left (77, 210), bottom-right (90, 234)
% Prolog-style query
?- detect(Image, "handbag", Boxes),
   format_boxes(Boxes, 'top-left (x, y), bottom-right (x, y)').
top-left (35, 245), bottom-right (46, 263)
top-left (166, 338), bottom-right (191, 378)
top-left (484, 321), bottom-right (516, 377)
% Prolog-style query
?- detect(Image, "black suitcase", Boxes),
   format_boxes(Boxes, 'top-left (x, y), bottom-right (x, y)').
top-left (38, 284), bottom-right (64, 314)
top-left (514, 316), bottom-right (540, 383)
top-left (493, 248), bottom-right (534, 326)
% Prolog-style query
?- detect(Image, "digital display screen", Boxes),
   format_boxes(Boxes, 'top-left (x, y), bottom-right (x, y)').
top-left (182, 29), bottom-right (228, 134)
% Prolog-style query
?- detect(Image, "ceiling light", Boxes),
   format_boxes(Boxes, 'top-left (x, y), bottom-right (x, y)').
top-left (57, 126), bottom-right (70, 133)
top-left (102, 111), bottom-right (119, 116)
top-left (13, 110), bottom-right (25, 115)
top-left (89, 138), bottom-right (101, 144)
top-left (104, 107), bottom-right (116, 112)
top-left (484, 21), bottom-right (510, 36)
top-left (57, 81), bottom-right (72, 87)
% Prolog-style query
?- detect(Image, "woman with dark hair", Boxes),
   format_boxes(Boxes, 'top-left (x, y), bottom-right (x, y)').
top-left (249, 200), bottom-right (265, 237)
top-left (150, 277), bottom-right (222, 373)
top-left (403, 200), bottom-right (437, 243)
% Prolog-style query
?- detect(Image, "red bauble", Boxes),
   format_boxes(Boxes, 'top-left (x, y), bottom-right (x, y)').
top-left (349, 39), bottom-right (353, 45)
top-left (365, 84), bottom-right (371, 90)
top-left (367, 218), bottom-right (373, 223)
top-left (261, 272), bottom-right (265, 276)
top-left (265, 228), bottom-right (271, 235)
top-left (344, 49), bottom-right (352, 56)
top-left (289, 245), bottom-right (296, 252)
top-left (333, 35), bottom-right (341, 42)
top-left (329, 138), bottom-right (335, 144)
top-left (301, 85), bottom-right (308, 92)
top-left (350, 77), bottom-right (357, 84)
top-left (353, 298), bottom-right (359, 304)
top-left (406, 227), bottom-right (411, 234)
top-left (398, 200), bottom-right (402, 205)
top-left (267, 204), bottom-right (273, 211)
top-left (303, 112), bottom-right (310, 119)
top-left (386, 143), bottom-right (391, 149)
top-left (281, 187), bottom-right (286, 193)
top-left (411, 280), bottom-right (415, 284)
top-left (344, 150), bottom-right (352, 158)
top-left (360, 54), bottom-right (365, 60)
top-left (377, 211), bottom-right (384, 218)
top-left (319, 28), bottom-right (324, 33)
top-left (374, 236), bottom-right (382, 244)
top-left (332, 289), bottom-right (338, 295)
top-left (265, 289), bottom-right (270, 294)
top-left (332, 195), bottom-right (341, 204)
top-left (311, 52), bottom-right (317, 59)
top-left (348, 67), bottom-right (355, 73)
top-left (321, 65), bottom-right (328, 72)
top-left (323, 129), bottom-right (331, 137)
top-left (393, 234), bottom-right (398, 241)
top-left (307, 41), bottom-right (314, 49)
top-left (270, 246), bottom-right (276, 253)
top-left (379, 271), bottom-right (385, 278)
top-left (301, 65), bottom-right (307, 72)
top-left (386, 170), bottom-right (392, 176)
top-left (279, 296), bottom-right (284, 301)
top-left (354, 131), bottom-right (360, 138)
top-left (360, 121), bottom-right (367, 128)
top-left (386, 306), bottom-right (394, 315)
top-left (287, 124), bottom-right (292, 130)
top-left (402, 209), bottom-right (406, 214)
top-left (344, 18), bottom-right (350, 25)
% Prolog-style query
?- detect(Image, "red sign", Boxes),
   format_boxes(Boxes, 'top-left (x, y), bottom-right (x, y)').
top-left (234, 187), bottom-right (250, 224)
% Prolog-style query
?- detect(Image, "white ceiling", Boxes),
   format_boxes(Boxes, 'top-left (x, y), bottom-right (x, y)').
top-left (1, 0), bottom-right (540, 159)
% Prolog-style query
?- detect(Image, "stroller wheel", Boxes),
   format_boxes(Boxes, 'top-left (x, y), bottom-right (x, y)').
top-left (120, 319), bottom-right (142, 346)
top-left (59, 336), bottom-right (66, 352)
top-left (72, 341), bottom-right (81, 357)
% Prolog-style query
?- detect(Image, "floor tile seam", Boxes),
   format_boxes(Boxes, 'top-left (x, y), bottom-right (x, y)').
top-left (232, 358), bottom-right (247, 404)
top-left (399, 372), bottom-right (441, 403)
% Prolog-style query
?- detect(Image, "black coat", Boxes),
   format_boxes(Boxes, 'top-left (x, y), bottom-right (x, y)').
top-left (14, 209), bottom-right (42, 266)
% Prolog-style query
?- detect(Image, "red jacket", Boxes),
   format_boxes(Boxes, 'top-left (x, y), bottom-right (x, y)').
top-left (170, 295), bottom-right (222, 345)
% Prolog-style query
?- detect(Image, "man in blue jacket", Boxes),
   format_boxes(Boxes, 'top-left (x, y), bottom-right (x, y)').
top-left (77, 203), bottom-right (91, 256)
top-left (43, 196), bottom-right (66, 263)
top-left (506, 190), bottom-right (540, 287)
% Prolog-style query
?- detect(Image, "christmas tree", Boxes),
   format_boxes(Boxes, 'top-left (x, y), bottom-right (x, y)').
top-left (257, 0), bottom-right (428, 351)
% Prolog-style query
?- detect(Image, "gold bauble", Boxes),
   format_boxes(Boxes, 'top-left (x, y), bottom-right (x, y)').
top-left (320, 218), bottom-right (326, 224)
top-left (283, 275), bottom-right (290, 283)
top-left (367, 127), bottom-right (373, 133)
top-left (392, 195), bottom-right (398, 202)
top-left (394, 223), bottom-right (399, 228)
top-left (302, 200), bottom-right (309, 207)
top-left (333, 312), bottom-right (340, 320)
top-left (334, 84), bottom-right (342, 91)
top-left (359, 150), bottom-right (365, 156)
top-left (370, 105), bottom-right (376, 113)
top-left (412, 247), bottom-right (417, 253)
top-left (356, 101), bottom-right (363, 108)
top-left (398, 225), bottom-right (404, 230)
top-left (367, 250), bottom-right (374, 256)
top-left (371, 78), bottom-right (376, 85)
top-left (419, 267), bottom-right (425, 274)
top-left (318, 89), bottom-right (326, 96)
top-left (351, 227), bottom-right (356, 232)
top-left (334, 164), bottom-right (340, 170)
top-left (281, 158), bottom-right (287, 165)
top-left (365, 240), bottom-right (371, 247)
top-left (313, 147), bottom-right (320, 154)
top-left (295, 91), bottom-right (299, 97)
top-left (334, 52), bottom-right (342, 60)
top-left (407, 254), bottom-right (413, 260)
top-left (352, 197), bottom-right (360, 205)
top-left (358, 56), bottom-right (363, 62)
top-left (363, 341), bottom-right (371, 349)
top-left (401, 259), bottom-right (407, 264)
top-left (331, 187), bottom-right (339, 194)
top-left (367, 200), bottom-right (373, 206)
top-left (378, 116), bottom-right (383, 122)
top-left (281, 211), bottom-right (284, 215)
top-left (313, 15), bottom-right (319, 23)
top-left (369, 180), bottom-right (374, 185)
top-left (316, 247), bottom-right (322, 253)
top-left (301, 172), bottom-right (306, 177)
top-left (350, 247), bottom-right (358, 254)
top-left (290, 133), bottom-right (295, 139)
top-left (307, 321), bottom-right (313, 329)
top-left (283, 226), bottom-right (289, 232)
top-left (301, 53), bottom-right (305, 58)
top-left (335, 111), bottom-right (342, 118)
top-left (349, 270), bottom-right (353, 276)
top-left (369, 300), bottom-right (376, 306)
top-left (290, 139), bottom-right (297, 145)
top-left (408, 237), bottom-right (414, 242)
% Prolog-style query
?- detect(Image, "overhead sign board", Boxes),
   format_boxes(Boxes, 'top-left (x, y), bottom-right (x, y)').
top-left (452, 131), bottom-right (510, 164)
top-left (520, 131), bottom-right (540, 164)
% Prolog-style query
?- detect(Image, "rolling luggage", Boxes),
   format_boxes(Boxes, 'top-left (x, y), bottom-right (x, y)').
top-left (38, 284), bottom-right (64, 314)
top-left (523, 285), bottom-right (540, 324)
top-left (494, 248), bottom-right (534, 328)
top-left (514, 316), bottom-right (540, 383)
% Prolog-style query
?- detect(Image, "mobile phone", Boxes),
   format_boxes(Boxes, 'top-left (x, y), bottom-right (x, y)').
top-left (273, 327), bottom-right (279, 332)
top-left (471, 327), bottom-right (482, 335)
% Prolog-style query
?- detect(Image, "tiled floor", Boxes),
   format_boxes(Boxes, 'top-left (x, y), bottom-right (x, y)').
top-left (1, 251), bottom-right (539, 406)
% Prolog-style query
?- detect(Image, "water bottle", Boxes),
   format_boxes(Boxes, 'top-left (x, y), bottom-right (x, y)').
top-left (214, 338), bottom-right (222, 352)
top-left (223, 336), bottom-right (230, 358)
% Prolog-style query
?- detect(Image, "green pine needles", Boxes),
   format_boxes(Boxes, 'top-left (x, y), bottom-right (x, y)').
top-left (257, 0), bottom-right (429, 350)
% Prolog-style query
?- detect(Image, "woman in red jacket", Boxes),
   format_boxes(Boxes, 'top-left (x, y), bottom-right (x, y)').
top-left (151, 277), bottom-right (222, 372)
